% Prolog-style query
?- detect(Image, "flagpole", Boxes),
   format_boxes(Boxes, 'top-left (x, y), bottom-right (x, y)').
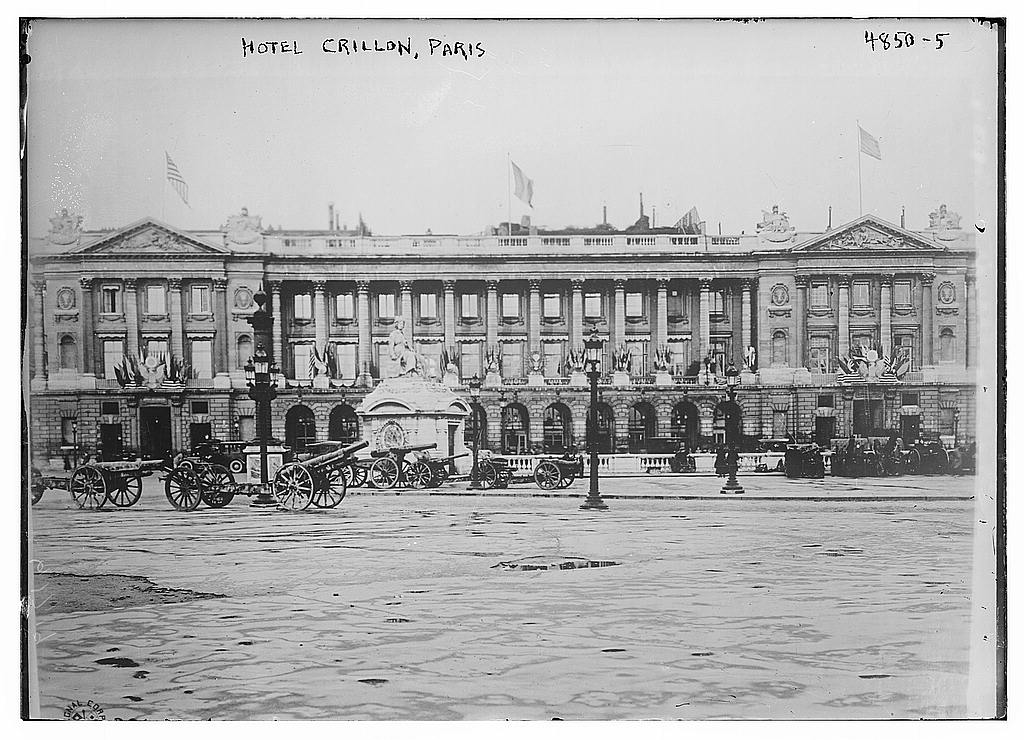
top-left (507, 152), bottom-right (512, 236)
top-left (857, 121), bottom-right (863, 216)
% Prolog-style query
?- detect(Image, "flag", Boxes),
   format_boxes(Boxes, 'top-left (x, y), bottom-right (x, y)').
top-left (511, 161), bottom-right (534, 207)
top-left (165, 152), bottom-right (190, 205)
top-left (858, 126), bottom-right (882, 160)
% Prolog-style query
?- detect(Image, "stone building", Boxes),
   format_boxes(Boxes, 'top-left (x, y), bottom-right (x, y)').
top-left (27, 203), bottom-right (977, 468)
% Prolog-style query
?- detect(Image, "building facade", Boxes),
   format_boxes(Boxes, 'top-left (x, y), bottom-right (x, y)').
top-left (27, 204), bottom-right (977, 468)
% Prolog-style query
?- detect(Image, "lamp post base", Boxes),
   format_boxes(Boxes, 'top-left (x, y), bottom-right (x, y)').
top-left (249, 485), bottom-right (279, 508)
top-left (720, 472), bottom-right (745, 495)
top-left (580, 497), bottom-right (609, 511)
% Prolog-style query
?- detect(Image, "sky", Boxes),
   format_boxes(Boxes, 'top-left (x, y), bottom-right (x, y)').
top-left (24, 18), bottom-right (1000, 237)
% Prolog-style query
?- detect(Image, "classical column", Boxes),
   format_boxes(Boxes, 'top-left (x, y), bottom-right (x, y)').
top-left (486, 280), bottom-right (499, 348)
top-left (356, 280), bottom-right (371, 382)
top-left (740, 278), bottom-right (753, 357)
top-left (528, 279), bottom-right (541, 350)
top-left (213, 278), bottom-right (229, 375)
top-left (571, 278), bottom-right (585, 347)
top-left (699, 278), bottom-right (712, 360)
top-left (880, 273), bottom-right (894, 358)
top-left (400, 280), bottom-right (414, 343)
top-left (655, 278), bottom-right (669, 349)
top-left (613, 279), bottom-right (626, 347)
top-left (32, 279), bottom-right (46, 381)
top-left (124, 278), bottom-right (140, 357)
top-left (443, 280), bottom-right (456, 349)
top-left (794, 276), bottom-right (808, 369)
top-left (837, 275), bottom-right (850, 360)
top-left (921, 272), bottom-right (935, 365)
top-left (269, 281), bottom-right (284, 366)
top-left (79, 278), bottom-right (94, 374)
top-left (965, 273), bottom-right (976, 369)
top-left (168, 278), bottom-right (184, 360)
top-left (313, 280), bottom-right (328, 349)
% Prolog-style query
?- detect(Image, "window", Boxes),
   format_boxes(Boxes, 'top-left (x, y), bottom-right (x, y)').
top-left (894, 334), bottom-right (915, 369)
top-left (101, 286), bottom-right (120, 314)
top-left (145, 337), bottom-right (168, 360)
top-left (236, 335), bottom-right (253, 367)
top-left (191, 400), bottom-right (210, 415)
top-left (938, 408), bottom-right (956, 436)
top-left (772, 410), bottom-right (788, 438)
top-left (625, 292), bottom-right (644, 319)
top-left (191, 339), bottom-right (213, 378)
top-left (817, 394), bottom-right (834, 408)
top-left (58, 335), bottom-right (77, 371)
top-left (334, 343), bottom-right (357, 380)
top-left (584, 293), bottom-right (602, 319)
top-left (901, 392), bottom-right (920, 407)
top-left (853, 280), bottom-right (870, 308)
top-left (376, 344), bottom-right (396, 379)
top-left (146, 284), bottom-right (166, 314)
top-left (625, 341), bottom-right (648, 375)
top-left (502, 342), bottom-right (523, 378)
top-left (102, 339), bottom-right (123, 378)
top-left (894, 280), bottom-right (912, 307)
top-left (710, 290), bottom-right (727, 316)
top-left (939, 328), bottom-right (956, 363)
top-left (419, 293), bottom-right (438, 319)
top-left (461, 293), bottom-right (479, 319)
top-left (668, 339), bottom-right (691, 373)
top-left (461, 343), bottom-right (481, 379)
top-left (293, 344), bottom-right (312, 380)
top-left (238, 416), bottom-right (256, 441)
top-left (377, 293), bottom-right (395, 319)
top-left (542, 293), bottom-right (561, 319)
top-left (61, 417), bottom-right (77, 445)
top-left (420, 343), bottom-right (442, 378)
top-left (810, 281), bottom-right (829, 309)
top-left (543, 342), bottom-right (563, 377)
top-left (771, 331), bottom-right (788, 366)
top-left (669, 289), bottom-right (687, 318)
top-left (190, 284), bottom-right (211, 314)
top-left (851, 332), bottom-right (874, 355)
top-left (100, 401), bottom-right (119, 416)
top-left (293, 293), bottom-right (312, 320)
top-left (502, 293), bottom-right (520, 319)
top-left (335, 293), bottom-right (354, 320)
top-left (809, 335), bottom-right (831, 372)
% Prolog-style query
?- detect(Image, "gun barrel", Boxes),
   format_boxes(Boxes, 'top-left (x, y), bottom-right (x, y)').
top-left (303, 439), bottom-right (369, 469)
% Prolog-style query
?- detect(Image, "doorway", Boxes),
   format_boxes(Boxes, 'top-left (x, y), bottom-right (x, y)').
top-left (190, 422), bottom-right (212, 449)
top-left (140, 406), bottom-right (173, 462)
top-left (814, 416), bottom-right (836, 447)
top-left (99, 423), bottom-right (123, 461)
top-left (901, 415), bottom-right (921, 444)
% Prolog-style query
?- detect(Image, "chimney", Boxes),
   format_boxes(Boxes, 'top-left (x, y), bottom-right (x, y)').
top-left (603, 204), bottom-right (607, 225)
top-left (335, 213), bottom-right (340, 231)
top-left (640, 192), bottom-right (645, 218)
top-left (328, 202), bottom-right (335, 231)
top-left (901, 206), bottom-right (906, 228)
top-left (652, 206), bottom-right (656, 228)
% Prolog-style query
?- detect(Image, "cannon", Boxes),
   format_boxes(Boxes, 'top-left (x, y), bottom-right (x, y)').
top-left (405, 452), bottom-right (469, 489)
top-left (64, 458), bottom-right (166, 509)
top-left (533, 454), bottom-right (584, 490)
top-left (474, 457), bottom-right (515, 489)
top-left (366, 443), bottom-right (438, 490)
top-left (272, 440), bottom-right (370, 511)
top-left (784, 444), bottom-right (826, 479)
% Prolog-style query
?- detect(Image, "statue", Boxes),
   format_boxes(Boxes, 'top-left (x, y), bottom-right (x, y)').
top-left (485, 345), bottom-right (502, 375)
top-left (388, 318), bottom-right (423, 377)
top-left (611, 344), bottom-right (633, 373)
top-left (48, 208), bottom-right (84, 245)
top-left (653, 346), bottom-right (673, 373)
top-left (756, 204), bottom-right (795, 242)
top-left (744, 345), bottom-right (758, 372)
top-left (222, 206), bottom-right (263, 245)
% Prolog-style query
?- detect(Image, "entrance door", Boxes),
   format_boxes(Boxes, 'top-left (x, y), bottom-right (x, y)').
top-left (901, 415), bottom-right (921, 444)
top-left (814, 416), bottom-right (836, 447)
top-left (140, 407), bottom-right (173, 462)
top-left (190, 422), bottom-right (212, 450)
top-left (99, 423), bottom-right (123, 461)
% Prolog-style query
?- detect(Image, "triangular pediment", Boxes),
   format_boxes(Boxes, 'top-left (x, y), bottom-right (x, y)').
top-left (792, 215), bottom-right (946, 253)
top-left (75, 218), bottom-right (228, 255)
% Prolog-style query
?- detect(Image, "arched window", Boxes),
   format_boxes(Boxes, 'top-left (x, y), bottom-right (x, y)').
top-left (670, 401), bottom-right (700, 449)
top-left (939, 328), bottom-right (956, 363)
top-left (543, 403), bottom-right (573, 453)
top-left (714, 400), bottom-right (742, 446)
top-left (771, 330), bottom-right (788, 366)
top-left (628, 402), bottom-right (656, 453)
top-left (465, 405), bottom-right (487, 449)
top-left (58, 335), bottom-right (78, 371)
top-left (585, 402), bottom-right (615, 454)
top-left (285, 405), bottom-right (317, 453)
top-left (237, 334), bottom-right (254, 368)
top-left (328, 404), bottom-right (360, 445)
top-left (500, 404), bottom-right (529, 454)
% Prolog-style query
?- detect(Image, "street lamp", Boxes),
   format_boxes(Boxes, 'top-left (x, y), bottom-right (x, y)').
top-left (581, 329), bottom-right (608, 511)
top-left (468, 374), bottom-right (483, 490)
top-left (953, 407), bottom-right (960, 447)
top-left (720, 361), bottom-right (745, 495)
top-left (246, 344), bottom-right (280, 506)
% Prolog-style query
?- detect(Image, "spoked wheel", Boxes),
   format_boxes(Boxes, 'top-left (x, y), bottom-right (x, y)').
top-left (406, 461), bottom-right (434, 489)
top-left (476, 460), bottom-right (496, 490)
top-left (199, 464), bottom-right (236, 508)
top-left (165, 467), bottom-right (202, 511)
top-left (69, 466), bottom-right (108, 510)
top-left (495, 469), bottom-right (512, 489)
top-left (534, 460), bottom-right (562, 490)
top-left (312, 469), bottom-right (347, 509)
top-left (107, 476), bottom-right (143, 507)
top-left (31, 468), bottom-right (44, 505)
top-left (343, 464), bottom-right (367, 488)
top-left (273, 464), bottom-right (314, 511)
top-left (557, 469), bottom-right (575, 489)
top-left (948, 449), bottom-right (963, 473)
top-left (904, 449), bottom-right (922, 475)
top-left (369, 457), bottom-right (400, 489)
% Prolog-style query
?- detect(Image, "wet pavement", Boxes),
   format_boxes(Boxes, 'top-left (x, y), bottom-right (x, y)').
top-left (28, 475), bottom-right (980, 719)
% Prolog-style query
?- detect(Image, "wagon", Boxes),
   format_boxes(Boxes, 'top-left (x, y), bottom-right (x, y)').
top-left (405, 452), bottom-right (469, 489)
top-left (63, 458), bottom-right (167, 509)
top-left (364, 442), bottom-right (438, 490)
top-left (532, 454), bottom-right (584, 490)
top-left (474, 457), bottom-right (515, 489)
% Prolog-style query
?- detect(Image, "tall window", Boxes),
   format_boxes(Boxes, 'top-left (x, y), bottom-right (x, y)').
top-left (146, 284), bottom-right (166, 315)
top-left (625, 292), bottom-right (644, 319)
top-left (710, 290), bottom-right (727, 316)
top-left (851, 332), bottom-right (874, 354)
top-left (191, 339), bottom-right (213, 378)
top-left (669, 289), bottom-right (687, 317)
top-left (377, 293), bottom-right (395, 319)
top-left (145, 337), bottom-right (168, 359)
top-left (894, 333), bottom-right (915, 369)
top-left (584, 293), bottom-right (602, 319)
top-left (59, 335), bottom-right (78, 371)
top-left (543, 342), bottom-right (563, 377)
top-left (938, 408), bottom-right (956, 436)
top-left (461, 293), bottom-right (479, 319)
top-left (852, 280), bottom-right (871, 308)
top-left (101, 286), bottom-right (120, 314)
top-left (419, 292), bottom-right (438, 319)
top-left (503, 341), bottom-right (523, 378)
top-left (293, 344), bottom-right (312, 379)
top-left (502, 293), bottom-right (521, 319)
top-left (809, 335), bottom-right (831, 372)
top-left (334, 343), bottom-right (357, 379)
top-left (771, 331), bottom-right (788, 366)
top-left (335, 293), bottom-right (354, 320)
top-left (772, 410), bottom-right (788, 438)
top-left (461, 343), bottom-right (481, 379)
top-left (190, 284), bottom-right (211, 314)
top-left (810, 281), bottom-right (829, 309)
top-left (542, 294), bottom-right (561, 319)
top-left (293, 293), bottom-right (312, 320)
top-left (236, 335), bottom-right (254, 367)
top-left (894, 280), bottom-right (912, 307)
top-left (102, 339), bottom-right (123, 378)
top-left (625, 341), bottom-right (648, 375)
top-left (420, 343), bottom-right (442, 377)
top-left (939, 328), bottom-right (956, 363)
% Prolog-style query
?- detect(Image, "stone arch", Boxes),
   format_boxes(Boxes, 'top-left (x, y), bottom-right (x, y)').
top-left (236, 333), bottom-right (254, 369)
top-left (670, 400), bottom-right (701, 449)
top-left (714, 398), bottom-right (743, 446)
top-left (285, 404), bottom-right (317, 453)
top-left (58, 333), bottom-right (78, 371)
top-left (585, 401), bottom-right (616, 454)
top-left (628, 401), bottom-right (657, 452)
top-left (500, 403), bottom-right (530, 454)
top-left (328, 403), bottom-right (360, 444)
top-left (543, 402), bottom-right (573, 453)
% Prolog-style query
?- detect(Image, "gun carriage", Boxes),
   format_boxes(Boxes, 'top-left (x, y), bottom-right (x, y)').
top-left (364, 442), bottom-right (439, 490)
top-left (49, 458), bottom-right (167, 509)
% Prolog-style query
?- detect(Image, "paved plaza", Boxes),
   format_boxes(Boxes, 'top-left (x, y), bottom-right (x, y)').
top-left (28, 474), bottom-right (981, 720)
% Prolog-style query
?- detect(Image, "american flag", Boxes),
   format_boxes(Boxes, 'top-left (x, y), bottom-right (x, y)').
top-left (858, 125), bottom-right (882, 161)
top-left (165, 152), bottom-right (189, 206)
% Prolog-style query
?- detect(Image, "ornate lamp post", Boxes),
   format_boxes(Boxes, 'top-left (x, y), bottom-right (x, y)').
top-left (953, 407), bottom-right (960, 447)
top-left (720, 361), bottom-right (745, 495)
top-left (468, 374), bottom-right (483, 490)
top-left (244, 346), bottom-right (280, 506)
top-left (581, 329), bottom-right (608, 511)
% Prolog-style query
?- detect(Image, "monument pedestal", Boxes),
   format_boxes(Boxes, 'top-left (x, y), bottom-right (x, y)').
top-left (527, 372), bottom-right (545, 387)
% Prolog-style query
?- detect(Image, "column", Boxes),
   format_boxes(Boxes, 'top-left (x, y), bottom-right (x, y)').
top-left (79, 278), bottom-right (94, 374)
top-left (400, 280), bottom-right (414, 343)
top-left (570, 278), bottom-right (585, 347)
top-left (699, 278), bottom-right (711, 359)
top-left (965, 273), bottom-right (976, 369)
top-left (213, 278), bottom-right (229, 374)
top-left (32, 279), bottom-right (46, 382)
top-left (443, 280), bottom-right (456, 349)
top-left (124, 278), bottom-right (140, 357)
top-left (837, 275), bottom-right (850, 360)
top-left (655, 278), bottom-right (669, 349)
top-left (740, 278), bottom-right (753, 356)
top-left (794, 276), bottom-right (808, 369)
top-left (313, 280), bottom-right (328, 349)
top-left (168, 278), bottom-right (184, 360)
top-left (528, 279), bottom-right (541, 350)
top-left (613, 279), bottom-right (626, 347)
top-left (356, 280), bottom-right (371, 382)
top-left (921, 272), bottom-right (935, 365)
top-left (486, 280), bottom-right (499, 348)
top-left (880, 273), bottom-right (893, 358)
top-left (270, 281), bottom-right (283, 365)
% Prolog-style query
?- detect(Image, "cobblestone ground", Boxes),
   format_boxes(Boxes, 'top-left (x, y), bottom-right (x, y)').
top-left (28, 475), bottom-right (979, 720)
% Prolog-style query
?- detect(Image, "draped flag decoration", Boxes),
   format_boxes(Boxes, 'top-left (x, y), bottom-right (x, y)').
top-left (858, 126), bottom-right (882, 160)
top-left (165, 152), bottom-right (190, 206)
top-left (511, 161), bottom-right (534, 207)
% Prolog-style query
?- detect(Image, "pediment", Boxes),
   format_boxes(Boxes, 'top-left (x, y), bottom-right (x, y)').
top-left (75, 218), bottom-right (227, 255)
top-left (792, 215), bottom-right (945, 253)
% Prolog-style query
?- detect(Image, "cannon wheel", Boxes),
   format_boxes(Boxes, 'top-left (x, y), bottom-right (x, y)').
top-left (931, 447), bottom-right (950, 475)
top-left (199, 464), bottom-right (236, 508)
top-left (534, 460), bottom-right (562, 490)
top-left (904, 448), bottom-right (922, 475)
top-left (70, 466), bottom-right (108, 510)
top-left (477, 460), bottom-right (496, 490)
top-left (274, 464), bottom-right (314, 511)
top-left (343, 464), bottom-right (368, 488)
top-left (31, 468), bottom-right (45, 505)
top-left (369, 457), bottom-right (400, 489)
top-left (557, 466), bottom-right (576, 488)
top-left (107, 476), bottom-right (143, 507)
top-left (406, 461), bottom-right (433, 489)
top-left (948, 449), bottom-right (963, 473)
top-left (312, 469), bottom-right (347, 509)
top-left (165, 467), bottom-right (202, 511)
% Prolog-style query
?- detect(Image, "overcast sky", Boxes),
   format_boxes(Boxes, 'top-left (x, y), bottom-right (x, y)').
top-left (25, 18), bottom-right (999, 237)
